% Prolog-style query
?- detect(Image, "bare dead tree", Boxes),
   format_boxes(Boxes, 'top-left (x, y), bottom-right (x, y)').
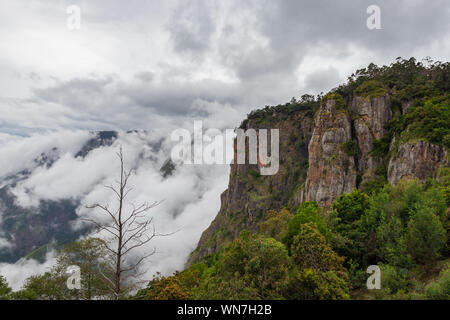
top-left (83, 147), bottom-right (169, 299)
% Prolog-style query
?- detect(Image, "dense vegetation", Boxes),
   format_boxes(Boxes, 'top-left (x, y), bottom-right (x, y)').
top-left (239, 94), bottom-right (320, 129)
top-left (132, 176), bottom-right (449, 300)
top-left (339, 57), bottom-right (449, 150)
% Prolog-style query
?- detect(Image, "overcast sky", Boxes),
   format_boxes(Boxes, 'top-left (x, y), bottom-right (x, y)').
top-left (0, 0), bottom-right (449, 136)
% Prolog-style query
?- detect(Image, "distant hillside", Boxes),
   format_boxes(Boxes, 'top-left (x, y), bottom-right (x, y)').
top-left (0, 131), bottom-right (118, 263)
top-left (0, 130), bottom-right (170, 264)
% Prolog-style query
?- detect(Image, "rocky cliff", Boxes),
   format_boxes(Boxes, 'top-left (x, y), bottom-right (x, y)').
top-left (301, 95), bottom-right (357, 209)
top-left (189, 59), bottom-right (449, 265)
top-left (388, 140), bottom-right (448, 184)
top-left (188, 107), bottom-right (313, 263)
top-left (302, 92), bottom-right (393, 209)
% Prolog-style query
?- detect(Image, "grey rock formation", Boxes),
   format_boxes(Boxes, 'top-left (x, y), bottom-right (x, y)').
top-left (303, 99), bottom-right (357, 210)
top-left (350, 94), bottom-right (392, 181)
top-left (388, 140), bottom-right (448, 184)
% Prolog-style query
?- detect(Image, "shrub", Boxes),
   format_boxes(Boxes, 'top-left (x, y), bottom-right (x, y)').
top-left (380, 264), bottom-right (409, 294)
top-left (371, 135), bottom-right (392, 158)
top-left (137, 272), bottom-right (191, 300)
top-left (341, 141), bottom-right (358, 157)
top-left (258, 209), bottom-right (294, 241)
top-left (401, 94), bottom-right (450, 147)
top-left (407, 208), bottom-right (446, 264)
top-left (283, 268), bottom-right (350, 300)
top-left (291, 223), bottom-right (346, 275)
top-left (360, 176), bottom-right (387, 195)
top-left (282, 202), bottom-right (329, 251)
top-left (320, 92), bottom-right (346, 109)
top-left (286, 223), bottom-right (350, 300)
top-left (0, 275), bottom-right (12, 300)
top-left (354, 80), bottom-right (388, 99)
top-left (331, 190), bottom-right (370, 225)
top-left (195, 232), bottom-right (291, 299)
top-left (376, 215), bottom-right (412, 268)
top-left (248, 168), bottom-right (261, 179)
top-left (425, 267), bottom-right (450, 300)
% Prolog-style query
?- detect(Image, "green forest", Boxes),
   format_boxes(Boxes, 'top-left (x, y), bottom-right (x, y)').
top-left (133, 177), bottom-right (450, 300)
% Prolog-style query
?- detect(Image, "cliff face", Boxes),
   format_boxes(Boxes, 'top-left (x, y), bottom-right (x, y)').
top-left (188, 109), bottom-right (313, 264)
top-left (301, 98), bottom-right (356, 209)
top-left (388, 141), bottom-right (448, 184)
top-left (351, 94), bottom-right (392, 180)
top-left (190, 68), bottom-right (449, 264)
top-left (300, 94), bottom-right (392, 210)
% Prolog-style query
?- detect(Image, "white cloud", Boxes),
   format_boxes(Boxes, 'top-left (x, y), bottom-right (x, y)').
top-left (0, 130), bottom-right (91, 181)
top-left (0, 129), bottom-right (230, 290)
top-left (0, 238), bottom-right (11, 250)
top-left (0, 251), bottom-right (57, 291)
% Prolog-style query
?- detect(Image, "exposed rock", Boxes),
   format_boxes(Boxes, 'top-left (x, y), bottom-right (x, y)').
top-left (303, 99), bottom-right (357, 210)
top-left (388, 140), bottom-right (448, 184)
top-left (189, 94), bottom-right (448, 265)
top-left (350, 94), bottom-right (392, 180)
top-left (188, 110), bottom-right (313, 265)
top-left (401, 100), bottom-right (412, 114)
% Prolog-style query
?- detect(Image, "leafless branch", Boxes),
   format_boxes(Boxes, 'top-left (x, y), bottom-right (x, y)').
top-left (83, 146), bottom-right (171, 299)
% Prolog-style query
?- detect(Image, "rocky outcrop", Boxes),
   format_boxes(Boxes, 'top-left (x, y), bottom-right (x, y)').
top-left (388, 140), bottom-right (448, 184)
top-left (188, 110), bottom-right (313, 264)
top-left (302, 98), bottom-right (357, 210)
top-left (350, 94), bottom-right (392, 181)
top-left (189, 82), bottom-right (448, 265)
